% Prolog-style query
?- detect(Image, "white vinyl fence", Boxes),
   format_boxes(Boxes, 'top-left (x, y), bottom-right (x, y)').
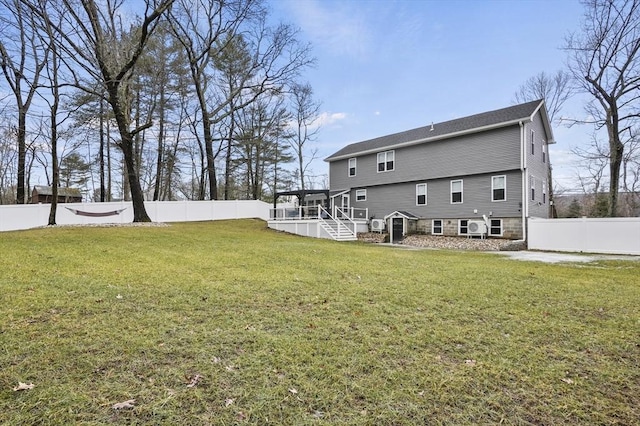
top-left (0, 200), bottom-right (271, 232)
top-left (528, 217), bottom-right (640, 255)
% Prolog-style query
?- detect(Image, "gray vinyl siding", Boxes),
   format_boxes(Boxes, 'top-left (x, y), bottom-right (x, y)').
top-left (330, 125), bottom-right (521, 192)
top-left (526, 112), bottom-right (552, 218)
top-left (352, 171), bottom-right (523, 221)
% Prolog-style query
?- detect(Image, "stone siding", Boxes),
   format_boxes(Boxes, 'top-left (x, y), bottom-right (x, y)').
top-left (416, 217), bottom-right (523, 240)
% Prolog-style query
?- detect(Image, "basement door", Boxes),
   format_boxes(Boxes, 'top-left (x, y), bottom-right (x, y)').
top-left (391, 217), bottom-right (404, 243)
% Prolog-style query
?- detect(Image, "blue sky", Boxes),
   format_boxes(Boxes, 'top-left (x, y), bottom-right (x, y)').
top-left (269, 0), bottom-right (590, 193)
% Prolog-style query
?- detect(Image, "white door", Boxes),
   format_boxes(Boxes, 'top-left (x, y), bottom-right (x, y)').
top-left (340, 194), bottom-right (350, 218)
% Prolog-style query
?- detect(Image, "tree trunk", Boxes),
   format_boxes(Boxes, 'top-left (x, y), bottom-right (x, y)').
top-left (153, 89), bottom-right (165, 201)
top-left (99, 98), bottom-right (105, 202)
top-left (17, 113), bottom-right (26, 203)
top-left (202, 114), bottom-right (218, 200)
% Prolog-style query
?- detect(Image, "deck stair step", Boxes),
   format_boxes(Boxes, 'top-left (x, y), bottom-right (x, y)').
top-left (319, 216), bottom-right (357, 241)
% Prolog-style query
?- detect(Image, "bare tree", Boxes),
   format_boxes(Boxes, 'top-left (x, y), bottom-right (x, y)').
top-left (0, 0), bottom-right (48, 203)
top-left (169, 0), bottom-right (313, 200)
top-left (565, 0), bottom-right (640, 216)
top-left (514, 70), bottom-right (572, 218)
top-left (514, 70), bottom-right (572, 124)
top-left (288, 82), bottom-right (320, 191)
top-left (27, 0), bottom-right (174, 221)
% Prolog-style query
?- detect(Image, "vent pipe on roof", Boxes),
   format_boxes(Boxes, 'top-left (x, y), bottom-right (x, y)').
top-left (430, 122), bottom-right (434, 131)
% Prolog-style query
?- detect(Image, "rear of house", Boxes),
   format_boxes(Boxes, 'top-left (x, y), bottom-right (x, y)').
top-left (325, 99), bottom-right (554, 240)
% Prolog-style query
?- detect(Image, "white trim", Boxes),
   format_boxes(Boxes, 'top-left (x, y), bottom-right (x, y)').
top-left (376, 150), bottom-right (395, 173)
top-left (530, 175), bottom-right (536, 201)
top-left (451, 179), bottom-right (463, 204)
top-left (348, 158), bottom-right (356, 177)
top-left (416, 183), bottom-right (427, 206)
top-left (489, 218), bottom-right (503, 237)
top-left (341, 194), bottom-right (350, 210)
top-left (530, 129), bottom-right (535, 155)
top-left (432, 219), bottom-right (443, 235)
top-left (458, 219), bottom-right (469, 236)
top-left (355, 189), bottom-right (366, 202)
top-left (491, 175), bottom-right (506, 202)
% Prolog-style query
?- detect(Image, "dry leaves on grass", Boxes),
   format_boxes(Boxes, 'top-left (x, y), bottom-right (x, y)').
top-left (224, 398), bottom-right (235, 407)
top-left (186, 374), bottom-right (203, 388)
top-left (13, 382), bottom-right (35, 391)
top-left (112, 399), bottom-right (136, 410)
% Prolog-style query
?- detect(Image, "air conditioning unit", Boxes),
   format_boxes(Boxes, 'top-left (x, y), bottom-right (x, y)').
top-left (371, 219), bottom-right (386, 232)
top-left (468, 220), bottom-right (487, 236)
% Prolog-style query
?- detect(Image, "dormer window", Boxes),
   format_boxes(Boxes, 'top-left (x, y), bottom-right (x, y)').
top-left (377, 150), bottom-right (394, 172)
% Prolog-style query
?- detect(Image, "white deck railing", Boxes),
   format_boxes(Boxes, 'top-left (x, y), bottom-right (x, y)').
top-left (269, 206), bottom-right (368, 221)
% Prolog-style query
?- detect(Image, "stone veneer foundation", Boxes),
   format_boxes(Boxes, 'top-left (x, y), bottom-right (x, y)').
top-left (416, 217), bottom-right (523, 240)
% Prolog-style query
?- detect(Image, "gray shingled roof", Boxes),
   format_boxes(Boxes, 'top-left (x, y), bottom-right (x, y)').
top-left (325, 99), bottom-right (546, 161)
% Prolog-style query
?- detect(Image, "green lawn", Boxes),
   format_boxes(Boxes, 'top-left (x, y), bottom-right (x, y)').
top-left (1, 219), bottom-right (638, 425)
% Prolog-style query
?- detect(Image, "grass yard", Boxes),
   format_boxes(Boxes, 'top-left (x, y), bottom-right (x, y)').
top-left (0, 219), bottom-right (638, 425)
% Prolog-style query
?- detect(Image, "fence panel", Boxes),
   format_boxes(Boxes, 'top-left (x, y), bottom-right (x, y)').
top-left (0, 200), bottom-right (271, 232)
top-left (528, 217), bottom-right (640, 255)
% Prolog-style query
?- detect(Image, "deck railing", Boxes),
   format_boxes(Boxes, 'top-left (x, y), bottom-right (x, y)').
top-left (270, 205), bottom-right (368, 221)
top-left (333, 207), bottom-right (368, 220)
top-left (269, 205), bottom-right (324, 220)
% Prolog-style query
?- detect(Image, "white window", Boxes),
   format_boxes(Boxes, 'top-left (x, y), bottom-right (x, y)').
top-left (531, 130), bottom-right (535, 155)
top-left (542, 143), bottom-right (546, 163)
top-left (416, 183), bottom-right (427, 205)
top-left (355, 189), bottom-right (366, 202)
top-left (432, 219), bottom-right (443, 235)
top-left (543, 179), bottom-right (547, 204)
top-left (348, 158), bottom-right (356, 177)
top-left (451, 179), bottom-right (463, 204)
top-left (489, 219), bottom-right (503, 236)
top-left (530, 176), bottom-right (536, 201)
top-left (492, 175), bottom-right (506, 202)
top-left (377, 150), bottom-right (395, 172)
top-left (458, 219), bottom-right (469, 235)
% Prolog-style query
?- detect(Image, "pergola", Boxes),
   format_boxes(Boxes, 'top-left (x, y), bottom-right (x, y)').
top-left (273, 189), bottom-right (330, 209)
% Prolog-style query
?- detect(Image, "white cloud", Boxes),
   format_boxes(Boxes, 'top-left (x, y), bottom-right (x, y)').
top-left (315, 111), bottom-right (347, 128)
top-left (283, 0), bottom-right (372, 59)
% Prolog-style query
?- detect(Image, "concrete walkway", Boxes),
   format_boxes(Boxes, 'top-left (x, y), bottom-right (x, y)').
top-left (494, 251), bottom-right (640, 264)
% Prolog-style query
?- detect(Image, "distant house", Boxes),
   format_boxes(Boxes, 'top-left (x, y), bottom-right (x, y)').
top-left (31, 186), bottom-right (83, 204)
top-left (324, 99), bottom-right (554, 240)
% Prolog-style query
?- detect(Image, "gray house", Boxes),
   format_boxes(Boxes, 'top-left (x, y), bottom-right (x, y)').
top-left (325, 99), bottom-right (554, 240)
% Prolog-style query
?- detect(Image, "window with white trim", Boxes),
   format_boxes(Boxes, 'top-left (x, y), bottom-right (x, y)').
top-left (542, 143), bottom-right (546, 163)
top-left (458, 219), bottom-right (469, 235)
top-left (348, 158), bottom-right (356, 177)
top-left (355, 189), bottom-right (366, 201)
top-left (531, 130), bottom-right (535, 155)
top-left (432, 219), bottom-right (443, 235)
top-left (377, 150), bottom-right (394, 172)
top-left (416, 183), bottom-right (427, 205)
top-left (542, 179), bottom-right (547, 204)
top-left (530, 175), bottom-right (535, 201)
top-left (451, 179), bottom-right (463, 203)
top-left (489, 219), bottom-right (502, 236)
top-left (492, 175), bottom-right (506, 201)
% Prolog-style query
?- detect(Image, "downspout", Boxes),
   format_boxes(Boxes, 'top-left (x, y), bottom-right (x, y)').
top-left (520, 121), bottom-right (527, 242)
